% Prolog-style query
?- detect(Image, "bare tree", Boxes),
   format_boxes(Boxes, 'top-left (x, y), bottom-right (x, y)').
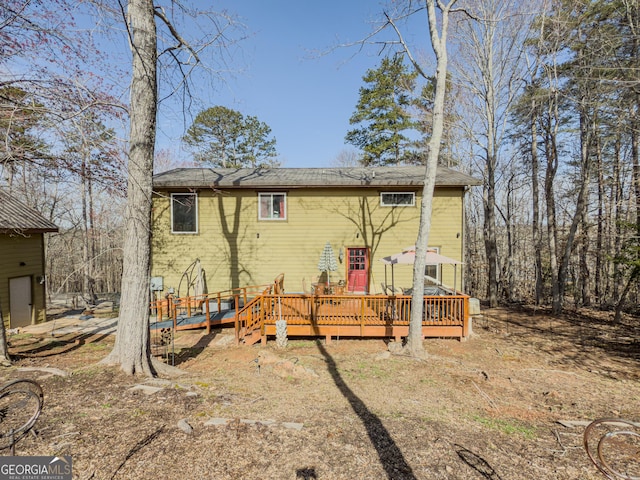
top-left (452, 0), bottom-right (533, 307)
top-left (100, 0), bottom-right (158, 375)
top-left (0, 1), bottom-right (125, 365)
top-left (332, 149), bottom-right (362, 167)
top-left (153, 147), bottom-right (195, 174)
top-left (101, 1), bottom-right (241, 375)
top-left (61, 112), bottom-right (121, 304)
top-left (380, 0), bottom-right (459, 357)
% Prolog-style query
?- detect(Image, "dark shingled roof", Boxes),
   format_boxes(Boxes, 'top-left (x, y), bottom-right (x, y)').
top-left (153, 166), bottom-right (481, 189)
top-left (0, 189), bottom-right (59, 233)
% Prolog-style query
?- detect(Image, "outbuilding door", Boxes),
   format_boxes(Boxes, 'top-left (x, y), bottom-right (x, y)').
top-left (9, 276), bottom-right (32, 328)
top-left (347, 248), bottom-right (369, 293)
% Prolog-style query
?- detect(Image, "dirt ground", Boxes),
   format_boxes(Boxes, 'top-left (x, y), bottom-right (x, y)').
top-left (1, 306), bottom-right (639, 480)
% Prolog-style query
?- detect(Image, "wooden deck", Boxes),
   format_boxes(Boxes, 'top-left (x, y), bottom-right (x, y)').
top-left (236, 293), bottom-right (470, 345)
top-left (150, 282), bottom-right (470, 345)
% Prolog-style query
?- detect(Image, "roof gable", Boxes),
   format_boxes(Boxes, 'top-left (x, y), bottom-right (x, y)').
top-left (0, 189), bottom-right (59, 233)
top-left (153, 166), bottom-right (481, 189)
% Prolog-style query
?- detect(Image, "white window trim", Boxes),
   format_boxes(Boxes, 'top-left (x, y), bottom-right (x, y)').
top-left (380, 192), bottom-right (416, 207)
top-left (258, 192), bottom-right (287, 221)
top-left (171, 192), bottom-right (198, 234)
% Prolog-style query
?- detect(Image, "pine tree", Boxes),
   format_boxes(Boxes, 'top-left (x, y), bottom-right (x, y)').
top-left (184, 106), bottom-right (279, 168)
top-left (345, 55), bottom-right (419, 166)
top-left (0, 87), bottom-right (51, 174)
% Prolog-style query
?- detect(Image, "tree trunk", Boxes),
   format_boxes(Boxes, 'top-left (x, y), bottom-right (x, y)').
top-left (612, 134), bottom-right (623, 303)
top-left (555, 103), bottom-right (592, 313)
top-left (631, 0), bottom-right (640, 239)
top-left (543, 109), bottom-right (560, 312)
top-left (633, 94), bottom-right (640, 237)
top-left (483, 149), bottom-right (499, 307)
top-left (530, 98), bottom-right (544, 304)
top-left (0, 293), bottom-right (12, 366)
top-left (405, 0), bottom-right (457, 358)
top-left (102, 0), bottom-right (157, 376)
top-left (88, 171), bottom-right (97, 298)
top-left (594, 133), bottom-right (604, 304)
top-left (579, 207), bottom-right (590, 306)
top-left (81, 158), bottom-right (96, 305)
top-left (483, 29), bottom-right (499, 307)
top-left (505, 175), bottom-right (515, 301)
top-left (614, 269), bottom-right (639, 323)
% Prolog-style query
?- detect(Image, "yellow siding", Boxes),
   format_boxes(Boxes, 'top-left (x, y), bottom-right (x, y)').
top-left (0, 234), bottom-right (48, 326)
top-left (151, 187), bottom-right (465, 296)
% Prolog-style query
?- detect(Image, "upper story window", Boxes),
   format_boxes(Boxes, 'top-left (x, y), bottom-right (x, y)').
top-left (259, 192), bottom-right (287, 220)
top-left (380, 192), bottom-right (415, 207)
top-left (171, 193), bottom-right (198, 233)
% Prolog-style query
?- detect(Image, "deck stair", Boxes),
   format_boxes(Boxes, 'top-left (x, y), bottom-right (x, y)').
top-left (243, 329), bottom-right (263, 346)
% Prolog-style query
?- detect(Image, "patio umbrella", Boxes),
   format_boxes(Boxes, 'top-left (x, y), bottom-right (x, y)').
top-left (380, 246), bottom-right (462, 292)
top-left (317, 242), bottom-right (338, 287)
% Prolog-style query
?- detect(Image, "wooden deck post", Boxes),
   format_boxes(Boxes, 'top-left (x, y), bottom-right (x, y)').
top-left (234, 305), bottom-right (241, 346)
top-left (172, 298), bottom-right (177, 331)
top-left (462, 296), bottom-right (470, 338)
top-left (205, 297), bottom-right (211, 335)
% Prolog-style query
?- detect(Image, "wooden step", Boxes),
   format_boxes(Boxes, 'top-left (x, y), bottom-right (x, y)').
top-left (243, 329), bottom-right (262, 346)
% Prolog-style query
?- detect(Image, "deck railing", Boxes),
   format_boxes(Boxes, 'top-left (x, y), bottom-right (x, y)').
top-left (150, 283), bottom-right (272, 333)
top-left (235, 293), bottom-right (470, 344)
top-left (153, 283), bottom-right (470, 344)
top-left (234, 294), bottom-right (265, 343)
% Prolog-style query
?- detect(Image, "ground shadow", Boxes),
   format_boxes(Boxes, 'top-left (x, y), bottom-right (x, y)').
top-left (46, 308), bottom-right (85, 320)
top-left (315, 340), bottom-right (417, 480)
top-left (170, 332), bottom-right (220, 366)
top-left (484, 306), bottom-right (640, 381)
top-left (455, 444), bottom-right (502, 479)
top-left (295, 467), bottom-right (317, 479)
top-left (9, 328), bottom-right (113, 359)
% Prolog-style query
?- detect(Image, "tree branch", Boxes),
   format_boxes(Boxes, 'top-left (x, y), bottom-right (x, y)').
top-left (383, 12), bottom-right (429, 80)
top-left (153, 5), bottom-right (200, 65)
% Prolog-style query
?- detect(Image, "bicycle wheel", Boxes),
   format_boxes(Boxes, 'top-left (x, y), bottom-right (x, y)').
top-left (0, 379), bottom-right (44, 409)
top-left (0, 379), bottom-right (43, 451)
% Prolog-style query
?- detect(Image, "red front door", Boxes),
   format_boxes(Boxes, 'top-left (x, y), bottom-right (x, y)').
top-left (347, 248), bottom-right (369, 293)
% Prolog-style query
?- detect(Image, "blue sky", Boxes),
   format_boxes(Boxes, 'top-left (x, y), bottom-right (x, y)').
top-left (156, 1), bottom-right (427, 168)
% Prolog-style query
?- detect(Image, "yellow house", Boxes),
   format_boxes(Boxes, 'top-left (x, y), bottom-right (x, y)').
top-left (0, 190), bottom-right (59, 328)
top-left (151, 166), bottom-right (480, 298)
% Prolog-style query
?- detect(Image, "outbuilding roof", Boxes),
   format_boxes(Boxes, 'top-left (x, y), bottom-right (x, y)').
top-left (0, 189), bottom-right (59, 233)
top-left (153, 166), bottom-right (481, 189)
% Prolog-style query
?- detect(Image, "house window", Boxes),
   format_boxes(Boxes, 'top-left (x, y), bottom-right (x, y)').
top-left (425, 247), bottom-right (440, 283)
top-left (380, 192), bottom-right (415, 207)
top-left (259, 193), bottom-right (286, 220)
top-left (171, 193), bottom-right (197, 233)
